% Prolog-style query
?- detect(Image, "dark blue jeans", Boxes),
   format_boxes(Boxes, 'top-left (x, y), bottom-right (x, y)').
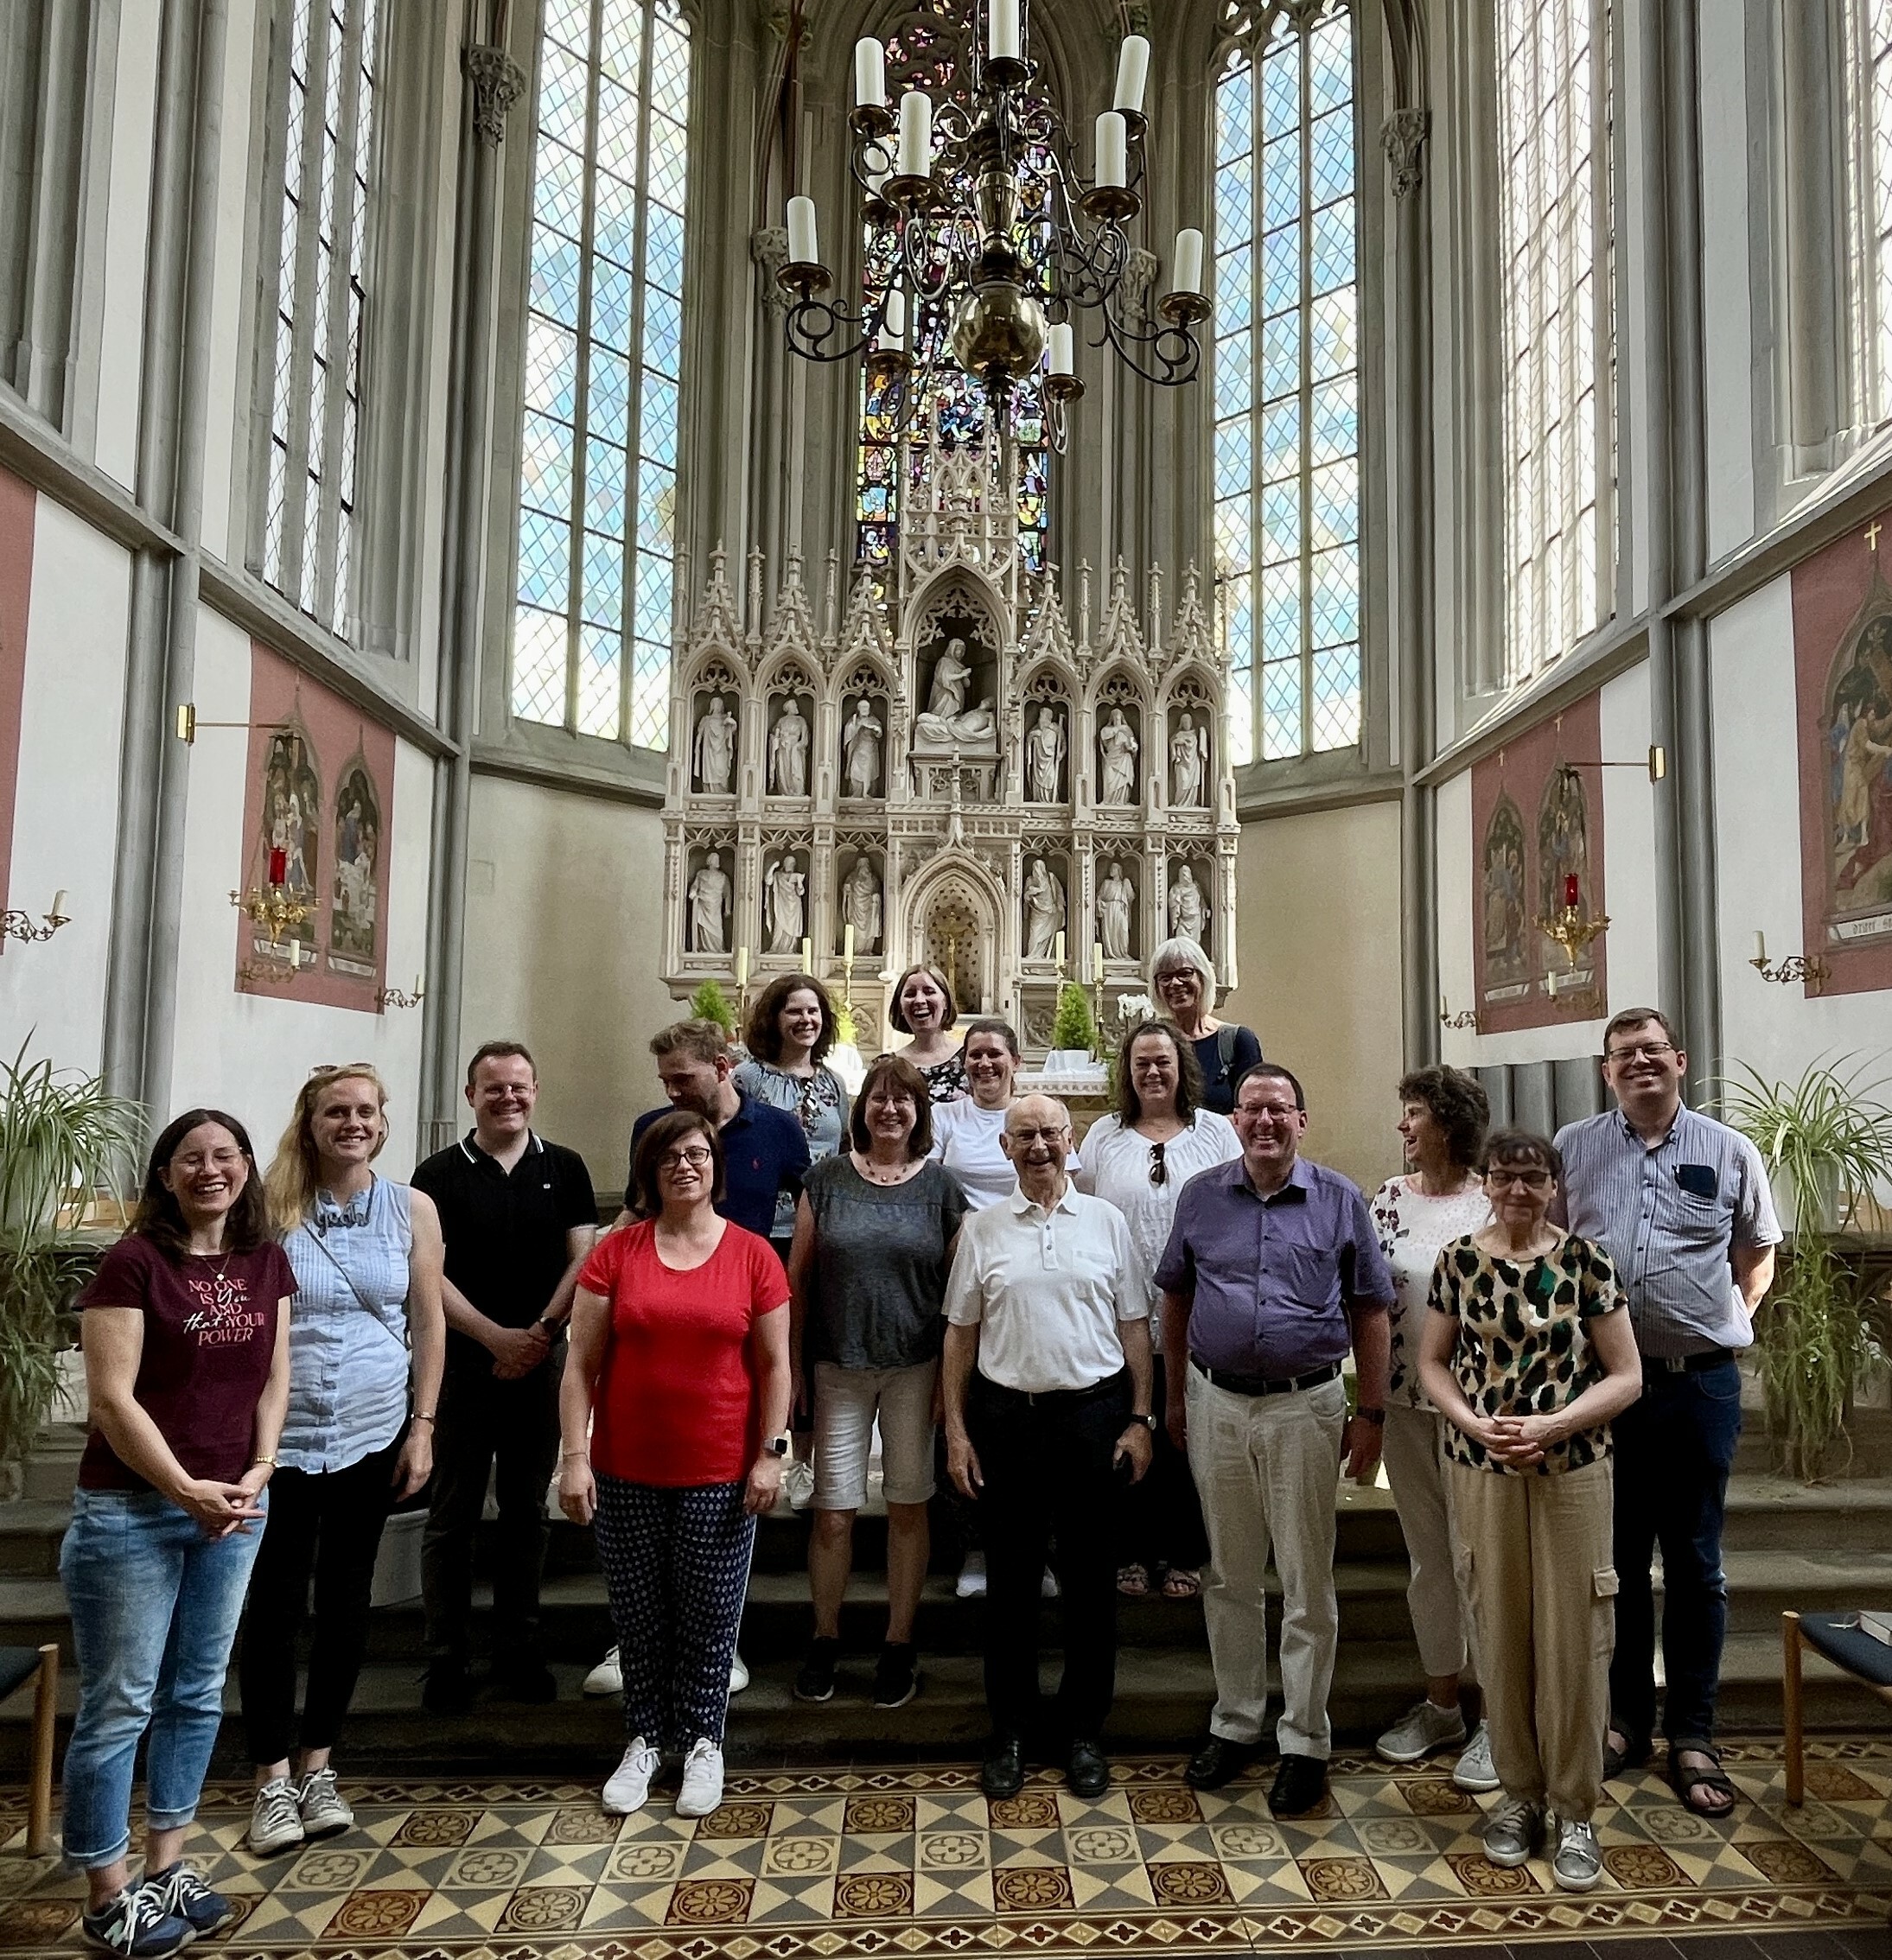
top-left (1609, 1358), bottom-right (1743, 1747)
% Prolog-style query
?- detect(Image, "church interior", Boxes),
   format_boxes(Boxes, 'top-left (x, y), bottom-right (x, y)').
top-left (1, 0), bottom-right (1891, 1954)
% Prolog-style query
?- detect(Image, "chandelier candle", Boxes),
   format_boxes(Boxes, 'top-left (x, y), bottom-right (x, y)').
top-left (787, 196), bottom-right (819, 270)
top-left (878, 288), bottom-right (908, 352)
top-left (989, 0), bottom-right (1020, 64)
top-left (897, 90), bottom-right (932, 181)
top-left (1113, 35), bottom-right (1150, 116)
top-left (1095, 111), bottom-right (1127, 190)
top-left (1048, 322), bottom-right (1074, 377)
top-left (854, 36), bottom-right (886, 111)
top-left (1171, 229), bottom-right (1204, 297)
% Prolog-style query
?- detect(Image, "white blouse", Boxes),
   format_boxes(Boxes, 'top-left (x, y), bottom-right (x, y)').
top-left (1369, 1173), bottom-right (1493, 1410)
top-left (931, 1099), bottom-right (1083, 1212)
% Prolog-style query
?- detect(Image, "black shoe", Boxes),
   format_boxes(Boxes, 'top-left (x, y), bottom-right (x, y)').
top-left (1066, 1739), bottom-right (1110, 1798)
top-left (871, 1642), bottom-right (920, 1709)
top-left (794, 1636), bottom-right (840, 1703)
top-left (981, 1734), bottom-right (1026, 1798)
top-left (1269, 1753), bottom-right (1328, 1817)
top-left (421, 1663), bottom-right (475, 1715)
top-left (1185, 1734), bottom-right (1261, 1790)
top-left (491, 1659), bottom-right (558, 1704)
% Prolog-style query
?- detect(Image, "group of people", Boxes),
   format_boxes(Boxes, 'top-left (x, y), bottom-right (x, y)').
top-left (56, 939), bottom-right (1779, 1953)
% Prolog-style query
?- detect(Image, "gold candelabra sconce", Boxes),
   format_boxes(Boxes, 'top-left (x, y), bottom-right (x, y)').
top-left (1749, 932), bottom-right (1829, 996)
top-left (2, 890), bottom-right (70, 944)
top-left (1538, 873), bottom-right (1610, 971)
top-left (375, 976), bottom-right (426, 1012)
top-left (235, 957), bottom-right (299, 990)
top-left (1437, 995), bottom-right (1479, 1032)
top-left (232, 847), bottom-right (312, 990)
top-left (231, 881), bottom-right (312, 943)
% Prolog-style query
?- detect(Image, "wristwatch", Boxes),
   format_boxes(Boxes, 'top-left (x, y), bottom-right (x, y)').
top-left (764, 1432), bottom-right (793, 1457)
top-left (1354, 1407), bottom-right (1386, 1426)
top-left (1128, 1412), bottom-right (1156, 1430)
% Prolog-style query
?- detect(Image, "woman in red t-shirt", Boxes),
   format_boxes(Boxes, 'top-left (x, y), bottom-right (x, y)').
top-left (559, 1109), bottom-right (789, 1822)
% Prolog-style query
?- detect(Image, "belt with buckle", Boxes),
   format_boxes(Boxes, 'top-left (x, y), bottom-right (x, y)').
top-left (1643, 1348), bottom-right (1736, 1376)
top-left (1191, 1358), bottom-right (1341, 1397)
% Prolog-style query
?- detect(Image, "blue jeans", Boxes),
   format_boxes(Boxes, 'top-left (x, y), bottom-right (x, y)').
top-left (1609, 1359), bottom-right (1743, 1747)
top-left (60, 1486), bottom-right (265, 1868)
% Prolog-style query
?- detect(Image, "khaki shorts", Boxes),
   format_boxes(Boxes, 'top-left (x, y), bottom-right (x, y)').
top-left (812, 1359), bottom-right (939, 1509)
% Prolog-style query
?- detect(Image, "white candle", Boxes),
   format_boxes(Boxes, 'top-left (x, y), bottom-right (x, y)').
top-left (1048, 321), bottom-right (1073, 375)
top-left (1095, 111), bottom-right (1127, 189)
top-left (866, 159), bottom-right (889, 200)
top-left (854, 36), bottom-right (886, 109)
top-left (786, 195), bottom-right (819, 267)
top-left (801, 937), bottom-right (812, 970)
top-left (1054, 930), bottom-right (1066, 967)
top-left (844, 922), bottom-right (857, 962)
top-left (1171, 228), bottom-right (1205, 296)
top-left (989, 0), bottom-right (1021, 61)
top-left (736, 945), bottom-right (749, 988)
top-left (51, 889), bottom-right (68, 920)
top-left (879, 287), bottom-right (907, 349)
top-left (1113, 35), bottom-right (1150, 113)
top-left (1753, 931), bottom-right (1767, 964)
top-left (1093, 940), bottom-right (1105, 981)
top-left (897, 90), bottom-right (933, 178)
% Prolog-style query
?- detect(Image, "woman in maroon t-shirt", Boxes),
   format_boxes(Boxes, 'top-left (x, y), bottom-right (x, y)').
top-left (60, 1109), bottom-right (293, 1957)
top-left (558, 1109), bottom-right (790, 1823)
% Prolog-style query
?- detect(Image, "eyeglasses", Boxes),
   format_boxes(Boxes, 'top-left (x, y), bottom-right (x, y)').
top-left (659, 1147), bottom-right (715, 1170)
top-left (1008, 1125), bottom-right (1067, 1144)
top-left (1485, 1166), bottom-right (1551, 1189)
top-left (1606, 1041), bottom-right (1677, 1065)
top-left (1236, 1103), bottom-right (1300, 1122)
top-left (1149, 1141), bottom-right (1168, 1187)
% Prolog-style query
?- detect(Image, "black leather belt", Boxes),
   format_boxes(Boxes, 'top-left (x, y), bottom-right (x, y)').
top-left (976, 1367), bottom-right (1129, 1407)
top-left (1191, 1358), bottom-right (1341, 1397)
top-left (1643, 1348), bottom-right (1736, 1376)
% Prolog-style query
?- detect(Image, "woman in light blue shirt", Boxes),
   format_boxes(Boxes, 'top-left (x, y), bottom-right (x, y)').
top-left (238, 1066), bottom-right (444, 1858)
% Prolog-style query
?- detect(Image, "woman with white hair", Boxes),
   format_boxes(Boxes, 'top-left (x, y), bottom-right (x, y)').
top-left (1146, 938), bottom-right (1261, 1117)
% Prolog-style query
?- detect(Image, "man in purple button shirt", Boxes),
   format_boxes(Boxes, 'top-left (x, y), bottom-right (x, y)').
top-left (1156, 1062), bottom-right (1394, 1817)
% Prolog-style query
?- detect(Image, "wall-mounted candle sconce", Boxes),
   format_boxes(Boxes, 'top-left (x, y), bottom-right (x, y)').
top-left (2, 891), bottom-right (70, 944)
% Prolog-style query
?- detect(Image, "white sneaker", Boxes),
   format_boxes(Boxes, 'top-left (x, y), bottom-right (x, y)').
top-left (1452, 1721), bottom-right (1500, 1792)
top-left (955, 1552), bottom-right (987, 1599)
top-left (676, 1737), bottom-right (726, 1817)
top-left (246, 1776), bottom-right (305, 1855)
top-left (602, 1736), bottom-right (662, 1816)
top-left (729, 1651), bottom-right (750, 1694)
top-left (297, 1766), bottom-right (354, 1838)
top-left (1481, 1796), bottom-right (1544, 1868)
top-left (783, 1458), bottom-right (817, 1509)
top-left (583, 1645), bottom-right (623, 1696)
top-left (1551, 1815), bottom-right (1602, 1891)
top-left (1376, 1698), bottom-right (1467, 1765)
top-left (1041, 1567), bottom-right (1060, 1599)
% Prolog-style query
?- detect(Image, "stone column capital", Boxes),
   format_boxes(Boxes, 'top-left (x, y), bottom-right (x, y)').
top-left (463, 44), bottom-right (527, 148)
top-left (1381, 108), bottom-right (1430, 199)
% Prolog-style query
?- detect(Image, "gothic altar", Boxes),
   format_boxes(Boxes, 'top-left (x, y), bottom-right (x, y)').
top-left (659, 449), bottom-right (1239, 1056)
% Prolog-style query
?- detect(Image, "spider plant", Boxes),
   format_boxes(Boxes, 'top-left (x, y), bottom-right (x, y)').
top-left (0, 1041), bottom-right (145, 1472)
top-left (1721, 1057), bottom-right (1892, 1480)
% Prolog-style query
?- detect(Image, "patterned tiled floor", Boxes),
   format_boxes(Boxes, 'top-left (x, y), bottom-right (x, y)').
top-left (0, 1737), bottom-right (1887, 1955)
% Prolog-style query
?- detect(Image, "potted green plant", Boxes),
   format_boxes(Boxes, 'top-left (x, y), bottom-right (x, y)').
top-left (1721, 1057), bottom-right (1892, 1480)
top-left (1047, 983), bottom-right (1099, 1070)
top-left (0, 1042), bottom-right (145, 1489)
top-left (688, 978), bottom-right (737, 1035)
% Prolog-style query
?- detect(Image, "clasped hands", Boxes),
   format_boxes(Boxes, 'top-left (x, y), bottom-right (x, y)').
top-left (489, 1320), bottom-right (552, 1380)
top-left (1465, 1410), bottom-right (1560, 1469)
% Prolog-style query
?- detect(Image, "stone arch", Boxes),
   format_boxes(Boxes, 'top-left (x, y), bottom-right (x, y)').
top-left (896, 849), bottom-right (1010, 1017)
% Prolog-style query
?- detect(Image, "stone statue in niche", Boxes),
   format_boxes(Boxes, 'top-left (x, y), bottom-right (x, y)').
top-left (765, 853), bottom-right (806, 953)
top-left (1026, 705), bottom-right (1065, 802)
top-left (914, 637), bottom-right (998, 746)
top-left (1022, 856), bottom-right (1066, 961)
top-left (1168, 862), bottom-right (1207, 945)
top-left (768, 698), bottom-right (810, 796)
top-left (1170, 711), bottom-right (1207, 807)
top-left (1096, 860), bottom-right (1135, 961)
top-left (694, 695), bottom-right (736, 794)
top-left (1098, 707), bottom-right (1139, 805)
top-left (839, 855), bottom-right (882, 951)
top-left (842, 698), bottom-right (883, 798)
top-left (688, 850), bottom-right (731, 952)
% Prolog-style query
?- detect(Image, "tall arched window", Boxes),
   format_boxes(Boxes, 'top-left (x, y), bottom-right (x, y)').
top-left (1211, 1), bottom-right (1360, 767)
top-left (513, 0), bottom-right (691, 749)
top-left (1494, 0), bottom-right (1615, 682)
top-left (1842, 0), bottom-right (1892, 428)
top-left (853, 0), bottom-right (1051, 584)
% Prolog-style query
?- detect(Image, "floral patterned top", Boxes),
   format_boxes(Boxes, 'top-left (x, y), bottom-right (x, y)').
top-left (1426, 1233), bottom-right (1625, 1477)
top-left (1370, 1174), bottom-right (1491, 1410)
top-left (733, 1060), bottom-right (850, 1241)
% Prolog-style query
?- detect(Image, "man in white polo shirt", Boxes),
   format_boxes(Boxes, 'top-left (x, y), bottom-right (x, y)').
top-left (942, 1095), bottom-right (1155, 1801)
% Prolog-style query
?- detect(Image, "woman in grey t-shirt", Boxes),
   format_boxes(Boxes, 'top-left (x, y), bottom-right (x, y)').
top-left (786, 1053), bottom-right (967, 1714)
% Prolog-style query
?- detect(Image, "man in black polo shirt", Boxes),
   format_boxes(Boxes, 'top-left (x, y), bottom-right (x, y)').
top-left (413, 1041), bottom-right (597, 1711)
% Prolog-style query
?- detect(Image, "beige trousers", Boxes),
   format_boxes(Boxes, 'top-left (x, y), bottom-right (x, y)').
top-left (1186, 1365), bottom-right (1347, 1759)
top-left (1448, 1457), bottom-right (1616, 1821)
top-left (1381, 1401), bottom-right (1479, 1682)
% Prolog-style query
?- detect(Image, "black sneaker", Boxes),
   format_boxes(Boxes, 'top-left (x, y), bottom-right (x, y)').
top-left (871, 1642), bottom-right (920, 1709)
top-left (141, 1862), bottom-right (233, 1936)
top-left (421, 1662), bottom-right (475, 1715)
top-left (80, 1885), bottom-right (191, 1957)
top-left (794, 1635), bottom-right (840, 1702)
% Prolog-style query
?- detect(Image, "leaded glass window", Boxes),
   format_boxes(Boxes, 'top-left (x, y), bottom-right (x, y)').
top-left (256, 0), bottom-right (381, 640)
top-left (1494, 0), bottom-right (1615, 683)
top-left (1845, 0), bottom-right (1892, 425)
top-left (853, 0), bottom-right (1050, 583)
top-left (513, 0), bottom-right (691, 748)
top-left (1210, 1), bottom-right (1360, 767)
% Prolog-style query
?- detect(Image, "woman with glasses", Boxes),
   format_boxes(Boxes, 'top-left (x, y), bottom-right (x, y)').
top-left (788, 1054), bottom-right (967, 1710)
top-left (1075, 1023), bottom-right (1239, 1600)
top-left (559, 1110), bottom-right (791, 1821)
top-left (1146, 938), bottom-right (1259, 1117)
top-left (887, 964), bottom-right (968, 1104)
top-left (735, 974), bottom-right (850, 1259)
top-left (241, 1066), bottom-right (445, 1859)
top-left (1417, 1128), bottom-right (1642, 1895)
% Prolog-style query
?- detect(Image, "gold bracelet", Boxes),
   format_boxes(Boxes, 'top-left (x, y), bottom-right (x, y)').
top-left (252, 1454), bottom-right (277, 1468)
top-left (560, 1448), bottom-right (589, 1460)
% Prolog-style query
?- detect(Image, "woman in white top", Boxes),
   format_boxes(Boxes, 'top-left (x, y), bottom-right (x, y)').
top-left (1076, 1022), bottom-right (1239, 1599)
top-left (931, 1020), bottom-right (1080, 1209)
top-left (1367, 1066), bottom-right (1496, 1789)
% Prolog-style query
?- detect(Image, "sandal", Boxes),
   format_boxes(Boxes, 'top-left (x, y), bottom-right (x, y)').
top-left (1602, 1723), bottom-right (1650, 1779)
top-left (1667, 1740), bottom-right (1737, 1819)
top-left (1161, 1568), bottom-right (1201, 1600)
top-left (1116, 1563), bottom-right (1150, 1598)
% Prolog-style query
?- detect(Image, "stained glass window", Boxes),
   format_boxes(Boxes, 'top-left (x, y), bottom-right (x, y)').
top-left (853, 0), bottom-right (1050, 583)
top-left (1211, 1), bottom-right (1360, 767)
top-left (513, 0), bottom-right (690, 748)
top-left (1495, 0), bottom-right (1614, 682)
top-left (1853, 0), bottom-right (1892, 422)
top-left (258, 0), bottom-right (380, 640)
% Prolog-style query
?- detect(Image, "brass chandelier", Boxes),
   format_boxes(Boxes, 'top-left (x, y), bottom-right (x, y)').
top-left (774, 1), bottom-right (1208, 455)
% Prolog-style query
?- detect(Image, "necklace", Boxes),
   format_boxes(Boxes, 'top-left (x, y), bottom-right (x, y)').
top-left (854, 1150), bottom-right (914, 1186)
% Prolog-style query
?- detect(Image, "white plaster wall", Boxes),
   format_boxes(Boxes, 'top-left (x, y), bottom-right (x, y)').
top-left (93, 2), bottom-right (162, 490)
top-left (0, 506), bottom-right (131, 1074)
top-left (197, 10), bottom-right (259, 566)
top-left (163, 608), bottom-right (432, 1168)
top-left (1699, 0), bottom-right (1757, 564)
top-left (1711, 576), bottom-right (1892, 1083)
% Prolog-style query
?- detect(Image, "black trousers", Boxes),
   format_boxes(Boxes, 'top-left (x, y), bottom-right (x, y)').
top-left (421, 1353), bottom-right (564, 1669)
top-left (970, 1369), bottom-right (1130, 1745)
top-left (239, 1435), bottom-right (402, 1765)
top-left (1120, 1355), bottom-right (1208, 1575)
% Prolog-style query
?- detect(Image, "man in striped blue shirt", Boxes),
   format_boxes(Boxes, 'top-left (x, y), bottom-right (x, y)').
top-left (1553, 1008), bottom-right (1780, 1821)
